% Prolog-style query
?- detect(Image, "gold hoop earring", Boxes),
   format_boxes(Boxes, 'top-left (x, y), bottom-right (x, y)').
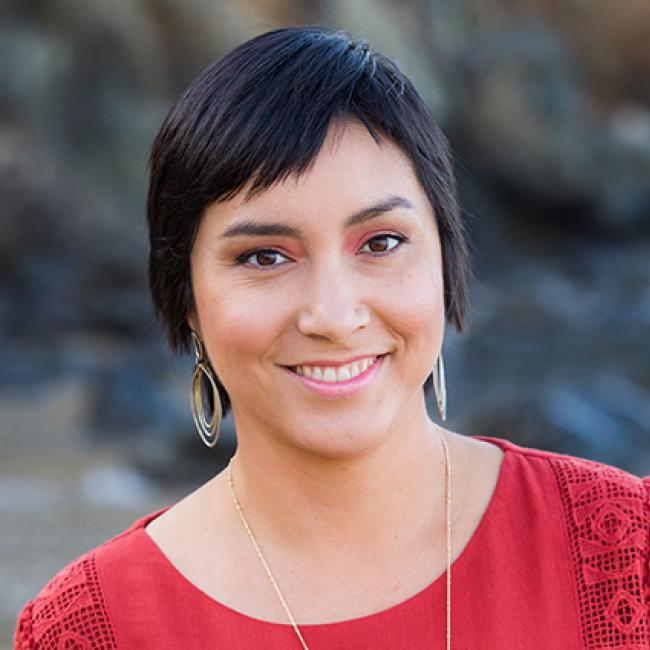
top-left (432, 353), bottom-right (447, 421)
top-left (190, 330), bottom-right (222, 448)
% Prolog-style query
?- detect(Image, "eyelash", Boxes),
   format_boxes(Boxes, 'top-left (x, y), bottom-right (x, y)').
top-left (235, 233), bottom-right (408, 269)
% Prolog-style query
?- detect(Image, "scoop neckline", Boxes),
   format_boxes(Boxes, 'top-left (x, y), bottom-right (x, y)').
top-left (135, 434), bottom-right (513, 630)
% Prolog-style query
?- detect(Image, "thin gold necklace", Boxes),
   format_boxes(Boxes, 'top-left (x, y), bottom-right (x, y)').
top-left (227, 428), bottom-right (451, 649)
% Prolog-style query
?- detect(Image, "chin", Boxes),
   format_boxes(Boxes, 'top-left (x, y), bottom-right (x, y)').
top-left (282, 413), bottom-right (393, 461)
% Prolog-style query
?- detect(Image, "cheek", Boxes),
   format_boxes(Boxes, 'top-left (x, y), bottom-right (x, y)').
top-left (374, 270), bottom-right (445, 380)
top-left (195, 289), bottom-right (287, 371)
top-left (379, 264), bottom-right (445, 353)
top-left (393, 288), bottom-right (444, 340)
top-left (189, 248), bottom-right (280, 369)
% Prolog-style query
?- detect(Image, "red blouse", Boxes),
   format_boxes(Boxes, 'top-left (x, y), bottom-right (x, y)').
top-left (14, 435), bottom-right (650, 649)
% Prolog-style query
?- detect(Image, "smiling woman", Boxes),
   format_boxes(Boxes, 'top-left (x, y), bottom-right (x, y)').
top-left (15, 25), bottom-right (650, 650)
top-left (146, 27), bottom-right (471, 421)
top-left (186, 119), bottom-right (447, 458)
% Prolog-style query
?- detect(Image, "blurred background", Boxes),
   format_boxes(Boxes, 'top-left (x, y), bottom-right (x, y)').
top-left (1, 0), bottom-right (649, 644)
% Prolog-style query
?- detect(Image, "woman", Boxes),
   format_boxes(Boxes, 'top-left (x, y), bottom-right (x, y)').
top-left (15, 25), bottom-right (650, 649)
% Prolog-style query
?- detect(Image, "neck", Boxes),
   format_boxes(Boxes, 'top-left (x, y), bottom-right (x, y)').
top-left (224, 400), bottom-right (452, 560)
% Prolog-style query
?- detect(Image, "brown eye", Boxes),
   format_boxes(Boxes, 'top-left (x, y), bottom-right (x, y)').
top-left (254, 251), bottom-right (279, 266)
top-left (360, 234), bottom-right (404, 255)
top-left (238, 249), bottom-right (290, 269)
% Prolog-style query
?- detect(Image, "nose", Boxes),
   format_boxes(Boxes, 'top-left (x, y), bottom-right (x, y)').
top-left (296, 261), bottom-right (370, 343)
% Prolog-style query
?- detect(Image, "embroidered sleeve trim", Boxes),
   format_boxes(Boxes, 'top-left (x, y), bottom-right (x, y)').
top-left (643, 476), bottom-right (650, 645)
top-left (14, 552), bottom-right (118, 650)
top-left (550, 456), bottom-right (649, 649)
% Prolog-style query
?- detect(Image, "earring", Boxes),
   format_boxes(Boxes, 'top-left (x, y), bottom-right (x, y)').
top-left (190, 330), bottom-right (223, 448)
top-left (432, 353), bottom-right (447, 421)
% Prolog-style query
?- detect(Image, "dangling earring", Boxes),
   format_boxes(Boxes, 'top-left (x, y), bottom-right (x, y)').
top-left (190, 330), bottom-right (223, 448)
top-left (432, 353), bottom-right (447, 421)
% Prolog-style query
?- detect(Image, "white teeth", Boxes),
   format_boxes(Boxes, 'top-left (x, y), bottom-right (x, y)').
top-left (293, 356), bottom-right (379, 383)
top-left (337, 367), bottom-right (351, 382)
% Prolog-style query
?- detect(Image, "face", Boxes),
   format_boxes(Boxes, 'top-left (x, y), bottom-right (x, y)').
top-left (188, 119), bottom-right (445, 459)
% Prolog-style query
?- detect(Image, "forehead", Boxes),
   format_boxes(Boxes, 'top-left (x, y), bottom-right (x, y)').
top-left (204, 120), bottom-right (432, 228)
top-left (262, 121), bottom-right (419, 198)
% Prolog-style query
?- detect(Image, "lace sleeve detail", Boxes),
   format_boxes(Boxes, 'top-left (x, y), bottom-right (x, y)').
top-left (13, 553), bottom-right (117, 649)
top-left (643, 476), bottom-right (650, 642)
top-left (14, 600), bottom-right (34, 649)
top-left (549, 457), bottom-right (649, 648)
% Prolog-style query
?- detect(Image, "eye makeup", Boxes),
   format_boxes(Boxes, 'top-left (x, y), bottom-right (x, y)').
top-left (233, 231), bottom-right (409, 270)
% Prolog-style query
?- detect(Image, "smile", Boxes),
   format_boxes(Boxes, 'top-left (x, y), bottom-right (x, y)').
top-left (289, 355), bottom-right (380, 383)
top-left (283, 354), bottom-right (387, 398)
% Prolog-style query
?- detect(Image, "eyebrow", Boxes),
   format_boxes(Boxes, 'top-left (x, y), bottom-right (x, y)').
top-left (220, 195), bottom-right (415, 239)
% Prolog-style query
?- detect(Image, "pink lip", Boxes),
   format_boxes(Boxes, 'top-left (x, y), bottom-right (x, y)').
top-left (283, 355), bottom-right (386, 398)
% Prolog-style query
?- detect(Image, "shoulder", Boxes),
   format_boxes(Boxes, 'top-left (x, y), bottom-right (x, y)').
top-left (14, 507), bottom-right (168, 650)
top-left (477, 434), bottom-right (649, 552)
top-left (480, 435), bottom-right (650, 640)
top-left (14, 548), bottom-right (117, 650)
top-left (478, 434), bottom-right (649, 498)
top-left (512, 438), bottom-right (650, 541)
top-left (475, 436), bottom-right (650, 548)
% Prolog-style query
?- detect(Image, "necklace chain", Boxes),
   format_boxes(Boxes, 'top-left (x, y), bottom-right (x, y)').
top-left (227, 428), bottom-right (451, 650)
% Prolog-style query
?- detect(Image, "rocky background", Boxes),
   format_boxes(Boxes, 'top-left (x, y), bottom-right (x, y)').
top-left (1, 0), bottom-right (649, 644)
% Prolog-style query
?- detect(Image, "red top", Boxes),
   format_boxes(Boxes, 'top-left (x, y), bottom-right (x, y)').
top-left (14, 435), bottom-right (650, 649)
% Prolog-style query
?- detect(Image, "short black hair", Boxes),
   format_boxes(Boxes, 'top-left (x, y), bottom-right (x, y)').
top-left (147, 25), bottom-right (471, 414)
